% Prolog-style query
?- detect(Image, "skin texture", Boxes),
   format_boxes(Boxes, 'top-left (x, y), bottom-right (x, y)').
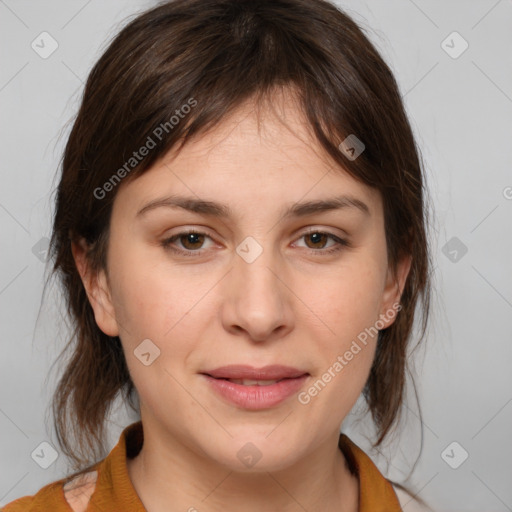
top-left (72, 88), bottom-right (411, 512)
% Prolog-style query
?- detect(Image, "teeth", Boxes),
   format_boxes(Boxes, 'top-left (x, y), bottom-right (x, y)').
top-left (229, 379), bottom-right (279, 386)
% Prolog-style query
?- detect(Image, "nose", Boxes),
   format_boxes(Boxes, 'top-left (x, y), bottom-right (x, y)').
top-left (220, 244), bottom-right (294, 343)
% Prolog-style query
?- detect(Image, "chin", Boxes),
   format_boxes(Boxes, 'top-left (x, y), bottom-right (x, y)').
top-left (203, 433), bottom-right (302, 473)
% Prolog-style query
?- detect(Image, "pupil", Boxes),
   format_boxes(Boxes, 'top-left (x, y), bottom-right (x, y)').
top-left (309, 232), bottom-right (325, 248)
top-left (183, 233), bottom-right (202, 248)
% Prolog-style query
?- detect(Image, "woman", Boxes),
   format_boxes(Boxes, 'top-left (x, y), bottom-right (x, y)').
top-left (3, 0), bottom-right (432, 510)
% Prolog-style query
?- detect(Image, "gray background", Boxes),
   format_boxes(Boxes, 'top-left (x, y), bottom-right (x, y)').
top-left (1, 1), bottom-right (511, 511)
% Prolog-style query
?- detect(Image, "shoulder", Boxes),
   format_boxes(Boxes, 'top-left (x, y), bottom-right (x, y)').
top-left (1, 480), bottom-right (64, 512)
top-left (1, 470), bottom-right (98, 512)
top-left (392, 484), bottom-right (435, 512)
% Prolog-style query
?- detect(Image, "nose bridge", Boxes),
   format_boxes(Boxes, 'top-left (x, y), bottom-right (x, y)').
top-left (223, 235), bottom-right (291, 340)
top-left (234, 235), bottom-right (282, 303)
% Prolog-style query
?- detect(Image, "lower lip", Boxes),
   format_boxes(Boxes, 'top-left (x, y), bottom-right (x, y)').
top-left (202, 374), bottom-right (309, 410)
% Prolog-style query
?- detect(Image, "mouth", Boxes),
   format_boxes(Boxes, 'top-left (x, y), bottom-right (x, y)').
top-left (202, 364), bottom-right (309, 381)
top-left (214, 378), bottom-right (286, 386)
top-left (200, 365), bottom-right (310, 409)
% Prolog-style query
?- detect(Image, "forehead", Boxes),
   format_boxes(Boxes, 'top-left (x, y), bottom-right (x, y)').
top-left (114, 89), bottom-right (381, 219)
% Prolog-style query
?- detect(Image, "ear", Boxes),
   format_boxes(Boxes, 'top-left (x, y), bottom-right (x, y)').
top-left (378, 253), bottom-right (412, 329)
top-left (71, 237), bottom-right (119, 337)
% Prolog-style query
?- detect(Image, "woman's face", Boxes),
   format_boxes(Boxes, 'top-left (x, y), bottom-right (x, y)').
top-left (75, 90), bottom-right (410, 472)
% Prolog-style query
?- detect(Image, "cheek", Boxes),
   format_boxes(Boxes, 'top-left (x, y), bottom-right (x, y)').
top-left (108, 251), bottom-right (208, 376)
top-left (293, 256), bottom-right (383, 401)
top-left (109, 263), bottom-right (194, 401)
top-left (298, 258), bottom-right (384, 340)
top-left (108, 245), bottom-right (180, 331)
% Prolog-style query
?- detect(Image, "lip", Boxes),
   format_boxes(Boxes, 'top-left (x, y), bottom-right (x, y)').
top-left (203, 364), bottom-right (308, 380)
top-left (200, 365), bottom-right (309, 410)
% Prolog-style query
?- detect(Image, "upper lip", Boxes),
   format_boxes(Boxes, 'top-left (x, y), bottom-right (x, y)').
top-left (202, 365), bottom-right (309, 380)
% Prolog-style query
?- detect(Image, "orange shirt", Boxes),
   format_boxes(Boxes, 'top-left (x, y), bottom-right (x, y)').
top-left (2, 421), bottom-right (402, 511)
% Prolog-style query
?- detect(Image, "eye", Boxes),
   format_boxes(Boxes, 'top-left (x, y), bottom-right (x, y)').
top-left (160, 229), bottom-right (214, 255)
top-left (160, 228), bottom-right (350, 257)
top-left (293, 229), bottom-right (350, 256)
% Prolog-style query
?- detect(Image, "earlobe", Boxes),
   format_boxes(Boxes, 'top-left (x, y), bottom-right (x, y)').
top-left (71, 238), bottom-right (119, 337)
top-left (379, 254), bottom-right (412, 329)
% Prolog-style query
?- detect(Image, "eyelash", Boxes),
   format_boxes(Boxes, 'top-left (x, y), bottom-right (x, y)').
top-left (160, 228), bottom-right (350, 257)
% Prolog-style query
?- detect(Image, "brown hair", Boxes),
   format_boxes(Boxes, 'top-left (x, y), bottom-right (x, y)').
top-left (45, 0), bottom-right (432, 493)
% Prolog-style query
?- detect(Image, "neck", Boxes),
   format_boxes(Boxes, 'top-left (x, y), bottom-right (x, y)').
top-left (126, 422), bottom-right (359, 512)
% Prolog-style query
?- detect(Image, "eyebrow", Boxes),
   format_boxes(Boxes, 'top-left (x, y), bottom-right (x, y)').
top-left (136, 194), bottom-right (370, 219)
